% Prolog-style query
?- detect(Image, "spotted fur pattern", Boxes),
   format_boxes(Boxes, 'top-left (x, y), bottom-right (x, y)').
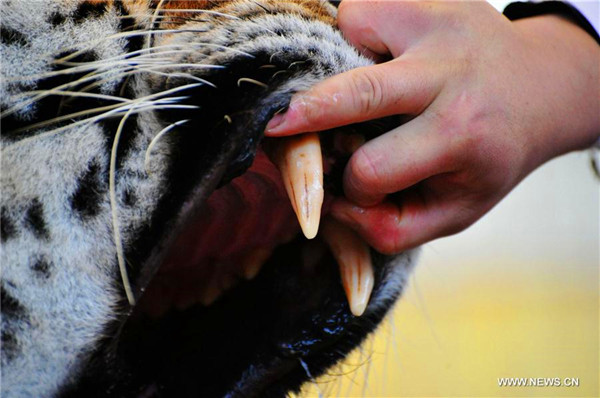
top-left (1, 1), bottom-right (416, 397)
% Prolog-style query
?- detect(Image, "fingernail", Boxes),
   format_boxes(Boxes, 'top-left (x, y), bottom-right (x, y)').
top-left (265, 94), bottom-right (308, 135)
top-left (265, 113), bottom-right (286, 134)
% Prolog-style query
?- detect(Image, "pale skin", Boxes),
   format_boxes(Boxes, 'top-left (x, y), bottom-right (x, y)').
top-left (265, 0), bottom-right (600, 254)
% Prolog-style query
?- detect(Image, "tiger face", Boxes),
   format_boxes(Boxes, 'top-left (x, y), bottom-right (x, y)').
top-left (1, 1), bottom-right (417, 397)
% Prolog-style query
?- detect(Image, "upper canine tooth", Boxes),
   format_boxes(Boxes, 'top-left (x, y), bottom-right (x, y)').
top-left (321, 219), bottom-right (374, 317)
top-left (272, 132), bottom-right (324, 239)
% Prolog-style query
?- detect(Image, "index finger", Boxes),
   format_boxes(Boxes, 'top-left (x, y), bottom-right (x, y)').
top-left (264, 59), bottom-right (441, 136)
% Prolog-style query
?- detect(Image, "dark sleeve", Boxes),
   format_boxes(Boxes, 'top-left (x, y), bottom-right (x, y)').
top-left (503, 1), bottom-right (600, 45)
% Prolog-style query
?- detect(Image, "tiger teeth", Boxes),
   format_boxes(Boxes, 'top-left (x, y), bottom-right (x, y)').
top-left (241, 248), bottom-right (271, 280)
top-left (321, 219), bottom-right (374, 317)
top-left (273, 132), bottom-right (324, 239)
top-left (200, 280), bottom-right (221, 306)
top-left (199, 266), bottom-right (224, 306)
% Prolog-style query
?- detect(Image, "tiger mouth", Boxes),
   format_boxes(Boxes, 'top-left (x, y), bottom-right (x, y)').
top-left (68, 4), bottom-right (412, 395)
top-left (0, 1), bottom-right (418, 396)
top-left (107, 103), bottom-right (406, 397)
top-left (139, 131), bottom-right (375, 318)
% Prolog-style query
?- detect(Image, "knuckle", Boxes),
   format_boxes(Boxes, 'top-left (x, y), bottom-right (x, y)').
top-left (378, 219), bottom-right (410, 255)
top-left (427, 94), bottom-right (490, 167)
top-left (444, 219), bottom-right (470, 236)
top-left (348, 146), bottom-right (382, 191)
top-left (349, 69), bottom-right (384, 116)
top-left (442, 207), bottom-right (475, 237)
top-left (339, 0), bottom-right (363, 10)
top-left (338, 0), bottom-right (357, 19)
top-left (377, 236), bottom-right (404, 255)
top-left (338, 0), bottom-right (369, 36)
top-left (295, 94), bottom-right (322, 125)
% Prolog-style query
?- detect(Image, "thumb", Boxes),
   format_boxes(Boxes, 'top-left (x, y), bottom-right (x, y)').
top-left (342, 114), bottom-right (449, 206)
top-left (265, 59), bottom-right (440, 136)
top-left (330, 191), bottom-right (475, 255)
top-left (338, 0), bottom-right (431, 58)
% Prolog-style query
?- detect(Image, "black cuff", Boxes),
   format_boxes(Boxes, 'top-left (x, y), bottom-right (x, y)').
top-left (504, 1), bottom-right (600, 45)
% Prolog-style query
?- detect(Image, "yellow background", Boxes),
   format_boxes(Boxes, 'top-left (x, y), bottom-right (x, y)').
top-left (298, 151), bottom-right (599, 397)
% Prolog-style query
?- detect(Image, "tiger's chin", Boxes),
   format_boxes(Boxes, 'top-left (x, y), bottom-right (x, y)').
top-left (132, 138), bottom-right (416, 397)
top-left (123, 232), bottom-right (416, 398)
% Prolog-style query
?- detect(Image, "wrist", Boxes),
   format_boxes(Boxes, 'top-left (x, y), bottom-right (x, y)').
top-left (513, 15), bottom-right (599, 168)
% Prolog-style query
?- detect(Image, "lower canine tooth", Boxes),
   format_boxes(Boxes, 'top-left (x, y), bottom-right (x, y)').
top-left (241, 248), bottom-right (271, 280)
top-left (321, 219), bottom-right (374, 316)
top-left (272, 132), bottom-right (324, 239)
top-left (200, 267), bottom-right (222, 306)
top-left (200, 284), bottom-right (221, 306)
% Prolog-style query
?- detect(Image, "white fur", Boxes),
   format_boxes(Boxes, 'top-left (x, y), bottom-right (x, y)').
top-left (1, 1), bottom-right (415, 397)
top-left (0, 1), bottom-right (127, 119)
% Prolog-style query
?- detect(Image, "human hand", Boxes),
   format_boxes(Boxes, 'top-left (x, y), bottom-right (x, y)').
top-left (265, 0), bottom-right (600, 254)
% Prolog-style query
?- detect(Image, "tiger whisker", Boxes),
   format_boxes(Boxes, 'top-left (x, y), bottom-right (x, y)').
top-left (269, 51), bottom-right (283, 63)
top-left (139, 42), bottom-right (254, 58)
top-left (2, 69), bottom-right (127, 118)
top-left (111, 43), bottom-right (254, 61)
top-left (151, 9), bottom-right (241, 20)
top-left (249, 0), bottom-right (271, 14)
top-left (55, 56), bottom-right (174, 68)
top-left (66, 67), bottom-right (139, 102)
top-left (109, 121), bottom-right (136, 306)
top-left (109, 104), bottom-right (139, 306)
top-left (288, 60), bottom-right (307, 69)
top-left (5, 59), bottom-right (170, 84)
top-left (5, 52), bottom-right (186, 84)
top-left (50, 43), bottom-right (196, 67)
top-left (9, 90), bottom-right (130, 103)
top-left (138, 69), bottom-right (217, 88)
top-left (271, 70), bottom-right (289, 79)
top-left (146, 16), bottom-right (218, 24)
top-left (144, 119), bottom-right (191, 176)
top-left (273, 106), bottom-right (288, 115)
top-left (148, 0), bottom-right (167, 49)
top-left (7, 102), bottom-right (199, 150)
top-left (49, 28), bottom-right (211, 64)
top-left (75, 66), bottom-right (216, 99)
top-left (63, 61), bottom-right (203, 97)
top-left (237, 78), bottom-right (268, 89)
top-left (3, 62), bottom-right (217, 117)
top-left (10, 83), bottom-right (202, 133)
top-left (143, 63), bottom-right (225, 71)
top-left (116, 13), bottom-right (207, 20)
top-left (114, 14), bottom-right (232, 29)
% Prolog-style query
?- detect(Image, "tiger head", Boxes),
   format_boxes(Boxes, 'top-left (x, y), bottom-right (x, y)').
top-left (1, 1), bottom-right (417, 397)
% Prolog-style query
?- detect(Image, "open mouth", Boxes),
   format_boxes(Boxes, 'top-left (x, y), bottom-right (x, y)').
top-left (141, 131), bottom-right (377, 318)
top-left (90, 108), bottom-right (415, 398)
top-left (60, 5), bottom-right (417, 397)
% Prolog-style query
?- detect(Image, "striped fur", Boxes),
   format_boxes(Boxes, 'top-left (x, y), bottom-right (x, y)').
top-left (1, 1), bottom-right (417, 397)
